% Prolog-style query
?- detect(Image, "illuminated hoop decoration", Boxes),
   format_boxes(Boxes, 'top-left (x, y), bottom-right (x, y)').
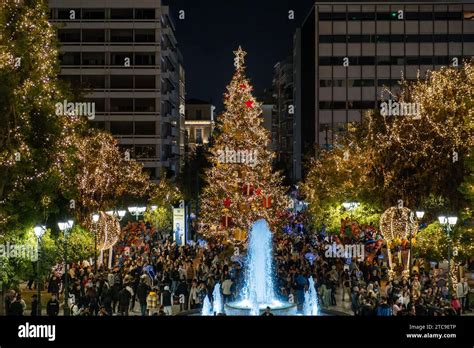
top-left (98, 211), bottom-right (120, 251)
top-left (380, 206), bottom-right (418, 276)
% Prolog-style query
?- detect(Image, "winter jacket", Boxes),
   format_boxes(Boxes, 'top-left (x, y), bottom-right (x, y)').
top-left (46, 299), bottom-right (60, 316)
top-left (376, 303), bottom-right (392, 316)
top-left (161, 290), bottom-right (172, 307)
top-left (137, 282), bottom-right (150, 304)
top-left (9, 301), bottom-right (24, 316)
top-left (118, 287), bottom-right (132, 307)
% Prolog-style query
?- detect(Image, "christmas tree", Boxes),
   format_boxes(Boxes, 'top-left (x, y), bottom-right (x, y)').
top-left (199, 47), bottom-right (287, 243)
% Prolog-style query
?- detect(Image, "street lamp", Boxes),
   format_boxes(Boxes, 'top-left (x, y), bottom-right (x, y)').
top-left (117, 210), bottom-right (126, 220)
top-left (34, 225), bottom-right (46, 316)
top-left (438, 215), bottom-right (458, 299)
top-left (150, 205), bottom-right (159, 238)
top-left (342, 202), bottom-right (359, 210)
top-left (128, 206), bottom-right (146, 220)
top-left (58, 220), bottom-right (73, 316)
top-left (106, 209), bottom-right (127, 221)
top-left (342, 202), bottom-right (359, 219)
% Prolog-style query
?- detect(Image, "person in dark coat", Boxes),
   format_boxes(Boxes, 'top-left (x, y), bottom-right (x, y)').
top-left (9, 295), bottom-right (24, 316)
top-left (175, 280), bottom-right (189, 311)
top-left (86, 285), bottom-right (99, 316)
top-left (160, 286), bottom-right (173, 315)
top-left (360, 298), bottom-right (375, 316)
top-left (118, 286), bottom-right (132, 316)
top-left (100, 286), bottom-right (113, 315)
top-left (30, 294), bottom-right (38, 316)
top-left (130, 274), bottom-right (140, 312)
top-left (261, 306), bottom-right (274, 316)
top-left (48, 275), bottom-right (61, 297)
top-left (46, 294), bottom-right (60, 316)
top-left (111, 282), bottom-right (120, 314)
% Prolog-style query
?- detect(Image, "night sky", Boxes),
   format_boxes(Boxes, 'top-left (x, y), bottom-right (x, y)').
top-left (167, 0), bottom-right (315, 111)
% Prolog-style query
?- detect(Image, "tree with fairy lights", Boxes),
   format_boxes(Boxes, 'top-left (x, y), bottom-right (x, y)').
top-left (199, 47), bottom-right (287, 243)
top-left (60, 131), bottom-right (150, 223)
top-left (143, 175), bottom-right (183, 236)
top-left (361, 62), bottom-right (474, 210)
top-left (0, 0), bottom-right (78, 235)
top-left (303, 61), bottom-right (474, 218)
top-left (458, 141), bottom-right (474, 220)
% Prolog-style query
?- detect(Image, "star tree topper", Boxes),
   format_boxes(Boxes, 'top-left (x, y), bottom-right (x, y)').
top-left (233, 46), bottom-right (247, 70)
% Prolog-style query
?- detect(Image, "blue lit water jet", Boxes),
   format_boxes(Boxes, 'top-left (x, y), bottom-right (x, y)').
top-left (303, 276), bottom-right (319, 315)
top-left (212, 283), bottom-right (223, 314)
top-left (201, 295), bottom-right (212, 316)
top-left (244, 219), bottom-right (276, 305)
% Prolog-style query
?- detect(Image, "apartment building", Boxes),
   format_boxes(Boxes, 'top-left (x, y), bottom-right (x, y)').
top-left (48, 0), bottom-right (184, 179)
top-left (293, 0), bottom-right (474, 180)
top-left (184, 99), bottom-right (215, 153)
top-left (272, 57), bottom-right (295, 182)
top-left (178, 61), bottom-right (186, 169)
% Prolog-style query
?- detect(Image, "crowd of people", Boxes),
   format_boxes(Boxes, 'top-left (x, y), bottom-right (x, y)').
top-left (274, 211), bottom-right (472, 316)
top-left (39, 220), bottom-right (244, 316)
top-left (3, 214), bottom-right (472, 317)
top-left (51, 221), bottom-right (229, 316)
top-left (273, 231), bottom-right (471, 316)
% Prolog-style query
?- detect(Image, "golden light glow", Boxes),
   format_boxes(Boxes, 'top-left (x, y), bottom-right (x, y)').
top-left (380, 206), bottom-right (418, 242)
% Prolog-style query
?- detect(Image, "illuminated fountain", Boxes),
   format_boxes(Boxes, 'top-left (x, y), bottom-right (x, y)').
top-left (212, 283), bottom-right (223, 314)
top-left (303, 276), bottom-right (319, 315)
top-left (225, 219), bottom-right (297, 315)
top-left (201, 295), bottom-right (212, 316)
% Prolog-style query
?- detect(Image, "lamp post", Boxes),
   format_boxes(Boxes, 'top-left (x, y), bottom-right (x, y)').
top-left (408, 211), bottom-right (424, 276)
top-left (34, 225), bottom-right (46, 316)
top-left (438, 215), bottom-right (458, 299)
top-left (128, 206), bottom-right (146, 221)
top-left (342, 202), bottom-right (360, 219)
top-left (58, 220), bottom-right (73, 316)
top-left (92, 214), bottom-right (99, 273)
top-left (150, 205), bottom-right (158, 235)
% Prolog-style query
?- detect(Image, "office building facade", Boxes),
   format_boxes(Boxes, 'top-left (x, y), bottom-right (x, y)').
top-left (294, 0), bottom-right (474, 180)
top-left (48, 0), bottom-right (184, 179)
top-left (272, 57), bottom-right (295, 182)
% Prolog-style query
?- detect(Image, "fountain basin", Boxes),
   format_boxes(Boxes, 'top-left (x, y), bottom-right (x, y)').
top-left (225, 299), bottom-right (297, 316)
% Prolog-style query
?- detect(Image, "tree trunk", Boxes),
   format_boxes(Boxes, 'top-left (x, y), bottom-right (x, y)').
top-left (0, 285), bottom-right (5, 316)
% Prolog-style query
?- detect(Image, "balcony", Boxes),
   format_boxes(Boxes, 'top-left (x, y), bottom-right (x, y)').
top-left (161, 70), bottom-right (179, 84)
